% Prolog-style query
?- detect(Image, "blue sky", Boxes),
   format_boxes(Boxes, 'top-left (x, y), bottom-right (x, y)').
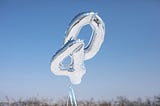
top-left (0, 0), bottom-right (160, 100)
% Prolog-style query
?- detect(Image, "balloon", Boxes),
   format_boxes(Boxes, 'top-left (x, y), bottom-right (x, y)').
top-left (51, 12), bottom-right (105, 85)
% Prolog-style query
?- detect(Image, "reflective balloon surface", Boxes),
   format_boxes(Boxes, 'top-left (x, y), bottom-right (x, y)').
top-left (51, 12), bottom-right (105, 84)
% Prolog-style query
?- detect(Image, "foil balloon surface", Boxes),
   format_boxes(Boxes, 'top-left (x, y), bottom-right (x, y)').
top-left (51, 12), bottom-right (105, 85)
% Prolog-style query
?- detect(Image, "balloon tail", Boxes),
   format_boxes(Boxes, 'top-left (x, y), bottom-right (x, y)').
top-left (67, 85), bottom-right (77, 106)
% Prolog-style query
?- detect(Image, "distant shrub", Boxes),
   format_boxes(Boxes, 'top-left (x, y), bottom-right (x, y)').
top-left (0, 95), bottom-right (160, 106)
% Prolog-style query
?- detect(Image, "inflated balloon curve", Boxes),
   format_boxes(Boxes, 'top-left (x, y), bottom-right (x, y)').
top-left (50, 12), bottom-right (105, 105)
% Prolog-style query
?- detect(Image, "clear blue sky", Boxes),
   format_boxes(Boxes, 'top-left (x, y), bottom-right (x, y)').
top-left (0, 0), bottom-right (160, 100)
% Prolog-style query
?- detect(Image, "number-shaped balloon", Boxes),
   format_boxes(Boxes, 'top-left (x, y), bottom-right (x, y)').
top-left (51, 12), bottom-right (105, 84)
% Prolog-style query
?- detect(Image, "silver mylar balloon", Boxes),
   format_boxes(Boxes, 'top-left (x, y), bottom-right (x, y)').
top-left (51, 12), bottom-right (105, 85)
